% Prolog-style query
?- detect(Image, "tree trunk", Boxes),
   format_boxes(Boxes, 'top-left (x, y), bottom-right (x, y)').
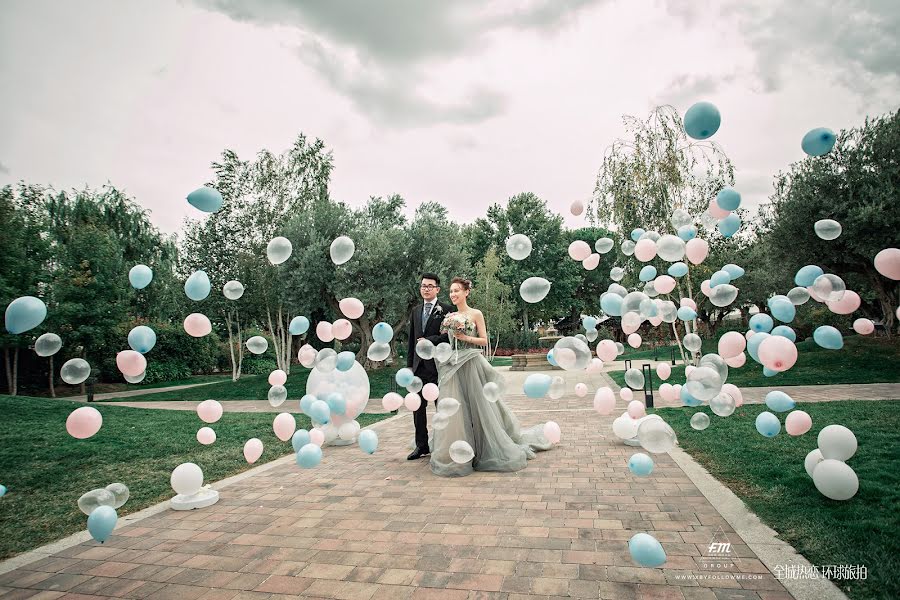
top-left (236, 310), bottom-right (244, 378)
top-left (226, 309), bottom-right (241, 381)
top-left (522, 307), bottom-right (530, 331)
top-left (49, 355), bottom-right (56, 398)
top-left (671, 321), bottom-right (687, 365)
top-left (11, 347), bottom-right (18, 396)
top-left (3, 347), bottom-right (11, 395)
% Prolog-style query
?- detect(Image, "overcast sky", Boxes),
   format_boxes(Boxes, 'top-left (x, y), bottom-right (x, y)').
top-left (1, 0), bottom-right (898, 235)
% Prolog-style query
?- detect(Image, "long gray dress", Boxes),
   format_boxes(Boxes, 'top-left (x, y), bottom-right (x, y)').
top-left (430, 337), bottom-right (552, 477)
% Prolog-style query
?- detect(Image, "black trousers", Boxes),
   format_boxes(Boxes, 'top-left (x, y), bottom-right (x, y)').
top-left (413, 368), bottom-right (438, 450)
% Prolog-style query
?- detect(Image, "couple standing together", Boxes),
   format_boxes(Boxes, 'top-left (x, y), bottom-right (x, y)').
top-left (406, 273), bottom-right (551, 477)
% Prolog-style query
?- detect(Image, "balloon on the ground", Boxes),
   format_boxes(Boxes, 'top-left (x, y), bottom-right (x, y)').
top-left (520, 277), bottom-right (551, 303)
top-left (628, 453), bottom-right (654, 476)
top-left (243, 439), bottom-right (263, 463)
top-left (78, 488), bottom-right (115, 515)
top-left (543, 421), bottom-right (561, 443)
top-left (246, 335), bottom-right (268, 354)
top-left (801, 127), bottom-right (836, 156)
top-left (683, 101), bottom-right (721, 140)
top-left (595, 237), bottom-right (614, 254)
top-left (874, 248), bottom-right (900, 280)
top-left (853, 318), bottom-right (874, 335)
top-left (795, 265), bottom-right (824, 287)
top-left (197, 399), bottom-right (223, 423)
top-left (813, 459), bottom-right (858, 500)
top-left (67, 406), bottom-right (102, 439)
top-left (524, 373), bottom-right (552, 398)
top-left (128, 264), bottom-right (153, 289)
top-left (785, 410), bottom-right (812, 436)
top-left (127, 326), bottom-right (156, 354)
top-left (628, 532), bottom-right (667, 567)
top-left (716, 187), bottom-right (741, 211)
top-left (266, 236), bottom-right (293, 265)
top-left (717, 214), bottom-right (741, 238)
top-left (449, 440), bottom-right (475, 464)
top-left (5, 296), bottom-right (47, 334)
top-left (184, 271), bottom-right (211, 301)
top-left (197, 427), bottom-right (216, 445)
top-left (34, 333), bottom-right (62, 357)
top-left (755, 411), bottom-right (781, 437)
top-left (506, 234), bottom-right (533, 260)
top-left (103, 483), bottom-right (128, 509)
top-left (223, 280), bottom-right (244, 300)
top-left (358, 430), bottom-right (378, 454)
top-left (372, 322), bottom-right (393, 343)
top-left (637, 418), bottom-right (677, 453)
top-left (330, 236), bottom-right (355, 265)
top-left (814, 219), bottom-right (842, 240)
top-left (297, 443), bottom-right (323, 468)
top-left (87, 505), bottom-right (117, 543)
top-left (804, 448), bottom-right (825, 478)
top-left (309, 429), bottom-right (325, 446)
top-left (171, 463), bottom-right (203, 495)
top-left (690, 412), bottom-right (710, 430)
top-left (818, 425), bottom-right (857, 460)
top-left (187, 186), bottom-right (223, 212)
top-left (813, 326), bottom-right (843, 350)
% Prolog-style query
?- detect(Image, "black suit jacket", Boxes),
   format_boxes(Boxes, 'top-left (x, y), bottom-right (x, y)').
top-left (407, 300), bottom-right (453, 380)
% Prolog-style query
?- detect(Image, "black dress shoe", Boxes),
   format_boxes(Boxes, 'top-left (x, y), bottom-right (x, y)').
top-left (407, 447), bottom-right (430, 460)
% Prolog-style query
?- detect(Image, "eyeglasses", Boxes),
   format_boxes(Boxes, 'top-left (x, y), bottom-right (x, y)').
top-left (420, 285), bottom-right (439, 290)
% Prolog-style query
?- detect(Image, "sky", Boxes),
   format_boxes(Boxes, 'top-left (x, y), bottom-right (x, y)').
top-left (1, 0), bottom-right (898, 236)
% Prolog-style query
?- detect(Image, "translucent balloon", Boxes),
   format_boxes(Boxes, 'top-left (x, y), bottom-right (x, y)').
top-left (128, 264), bottom-right (153, 290)
top-left (268, 385), bottom-right (288, 407)
top-left (814, 219), bottom-right (842, 241)
top-left (624, 368), bottom-right (645, 389)
top-left (818, 425), bottom-right (857, 461)
top-left (223, 280), bottom-right (244, 300)
top-left (407, 376), bottom-right (424, 394)
top-left (801, 127), bottom-right (836, 156)
top-left (690, 412), bottom-right (710, 430)
top-left (34, 333), bottom-right (62, 357)
top-left (568, 240), bottom-right (591, 261)
top-left (367, 342), bottom-right (390, 362)
top-left (314, 348), bottom-right (338, 372)
top-left (682, 333), bottom-right (702, 353)
top-left (621, 240), bottom-right (636, 256)
top-left (685, 366), bottom-right (722, 402)
top-left (330, 236), bottom-right (355, 265)
top-left (698, 353), bottom-right (729, 384)
top-left (553, 337), bottom-right (591, 371)
top-left (506, 234), bottom-right (532, 260)
top-left (548, 376), bottom-right (565, 399)
top-left (595, 237), bottom-right (614, 253)
top-left (246, 336), bottom-right (268, 355)
top-left (266, 236), bottom-right (293, 265)
top-left (183, 313), bottom-right (212, 337)
top-left (610, 267), bottom-right (625, 282)
top-left (61, 358), bottom-right (91, 385)
top-left (637, 418), bottom-right (677, 453)
top-left (519, 277), bottom-right (551, 303)
top-left (78, 488), bottom-right (116, 515)
top-left (656, 235), bottom-right (685, 262)
top-left (787, 286), bottom-right (810, 305)
top-left (670, 208), bottom-right (692, 230)
top-left (186, 186), bottom-right (223, 212)
top-left (127, 326), bottom-right (156, 354)
top-left (613, 414), bottom-right (640, 440)
top-left (812, 274), bottom-right (845, 302)
top-left (438, 397), bottom-right (460, 416)
top-left (184, 270), bottom-right (211, 301)
top-left (4, 296), bottom-right (47, 334)
top-left (449, 440), bottom-right (475, 464)
top-left (710, 392), bottom-right (735, 417)
top-left (434, 342), bottom-right (452, 363)
top-left (124, 371), bottom-right (146, 384)
top-left (416, 339), bottom-right (435, 360)
top-left (813, 325), bottom-right (843, 350)
top-left (683, 101), bottom-right (720, 140)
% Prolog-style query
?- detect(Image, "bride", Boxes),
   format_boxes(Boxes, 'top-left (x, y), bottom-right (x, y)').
top-left (430, 276), bottom-right (552, 477)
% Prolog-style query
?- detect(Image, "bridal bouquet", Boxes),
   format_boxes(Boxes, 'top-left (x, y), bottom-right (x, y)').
top-left (440, 312), bottom-right (474, 336)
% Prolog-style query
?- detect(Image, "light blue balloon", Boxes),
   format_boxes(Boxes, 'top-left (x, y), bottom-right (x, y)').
top-left (127, 326), bottom-right (157, 354)
top-left (749, 313), bottom-right (774, 333)
top-left (801, 127), bottom-right (836, 157)
top-left (289, 316), bottom-right (310, 335)
top-left (795, 265), bottom-right (823, 287)
top-left (814, 326), bottom-right (844, 350)
top-left (600, 293), bottom-right (623, 316)
top-left (765, 391), bottom-right (795, 412)
top-left (717, 214), bottom-right (741, 238)
top-left (747, 332), bottom-right (770, 364)
top-left (299, 394), bottom-right (316, 415)
top-left (395, 368), bottom-right (415, 387)
top-left (628, 533), bottom-right (667, 567)
top-left (184, 270), bottom-right (211, 301)
top-left (373, 322), bottom-right (393, 344)
top-left (755, 411), bottom-right (781, 437)
top-left (546, 349), bottom-right (559, 368)
top-left (0, 484), bottom-right (6, 497)
top-left (763, 367), bottom-right (779, 377)
top-left (187, 186), bottom-right (224, 212)
top-left (681, 386), bottom-right (702, 407)
top-left (4, 296), bottom-right (47, 334)
top-left (128, 264), bottom-right (153, 289)
top-left (358, 430), bottom-right (379, 454)
top-left (722, 264), bottom-right (744, 279)
top-left (631, 228), bottom-right (645, 242)
top-left (683, 101), bottom-right (721, 140)
top-left (296, 443), bottom-right (323, 468)
top-left (336, 351), bottom-right (355, 372)
top-left (524, 373), bottom-right (552, 398)
top-left (769, 297), bottom-right (796, 323)
top-left (326, 392), bottom-right (346, 416)
top-left (710, 270), bottom-right (731, 288)
top-left (668, 262), bottom-right (688, 278)
top-left (677, 306), bottom-right (697, 321)
top-left (771, 325), bottom-right (796, 342)
top-left (87, 505), bottom-right (117, 543)
top-left (628, 453), bottom-right (654, 476)
top-left (309, 400), bottom-right (331, 424)
top-left (716, 187), bottom-right (741, 211)
top-left (291, 429), bottom-right (311, 452)
top-left (677, 225), bottom-right (697, 241)
top-left (583, 316), bottom-right (598, 331)
top-left (639, 266), bottom-right (657, 282)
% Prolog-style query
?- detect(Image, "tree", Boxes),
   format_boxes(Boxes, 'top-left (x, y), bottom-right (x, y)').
top-left (470, 247), bottom-right (515, 358)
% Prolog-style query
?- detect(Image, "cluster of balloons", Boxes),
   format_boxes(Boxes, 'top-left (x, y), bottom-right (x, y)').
top-left (80, 483), bottom-right (129, 543)
top-left (805, 425), bottom-right (858, 500)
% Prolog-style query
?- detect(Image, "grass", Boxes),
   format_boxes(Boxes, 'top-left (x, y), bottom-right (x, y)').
top-left (20, 374), bottom-right (231, 398)
top-left (655, 400), bottom-right (900, 600)
top-left (608, 336), bottom-right (900, 389)
top-left (0, 394), bottom-right (392, 560)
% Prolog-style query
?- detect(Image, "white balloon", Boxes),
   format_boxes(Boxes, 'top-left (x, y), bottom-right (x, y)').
top-left (266, 236), bottom-right (293, 265)
top-left (812, 459), bottom-right (858, 500)
top-left (449, 440), bottom-right (475, 464)
top-left (817, 425), bottom-right (857, 461)
top-left (223, 280), bottom-right (244, 300)
top-left (330, 236), bottom-right (355, 265)
top-left (170, 463), bottom-right (203, 496)
top-left (520, 277), bottom-right (551, 303)
top-left (804, 448), bottom-right (824, 478)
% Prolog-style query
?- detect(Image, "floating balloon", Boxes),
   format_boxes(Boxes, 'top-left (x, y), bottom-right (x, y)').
top-left (34, 333), bottom-right (62, 357)
top-left (758, 337), bottom-right (797, 372)
top-left (422, 383), bottom-right (439, 402)
top-left (818, 425), bottom-right (857, 461)
top-left (593, 387), bottom-right (616, 414)
top-left (627, 333), bottom-right (642, 348)
top-left (524, 373), bottom-right (552, 398)
top-left (710, 270), bottom-right (731, 288)
top-left (677, 306), bottom-right (696, 321)
top-left (223, 280), bottom-right (244, 300)
top-left (78, 488), bottom-right (115, 515)
top-left (187, 186), bottom-right (223, 212)
top-left (683, 101), bottom-right (720, 140)
top-left (268, 385), bottom-right (288, 407)
top-left (243, 439), bottom-right (264, 464)
top-left (128, 264), bottom-right (153, 289)
top-left (246, 335), bottom-right (268, 354)
top-left (710, 392), bottom-right (735, 417)
top-left (656, 363), bottom-right (671, 381)
top-left (338, 298), bottom-right (365, 320)
top-left (637, 417), bottom-right (677, 453)
top-left (812, 274), bottom-right (846, 302)
top-left (67, 406), bottom-right (102, 439)
top-left (332, 319), bottom-right (352, 341)
top-left (631, 228), bottom-right (645, 242)
top-left (653, 275), bottom-right (676, 294)
top-left (717, 331), bottom-right (745, 358)
top-left (771, 325), bottom-right (796, 342)
top-left (769, 296), bottom-right (796, 323)
top-left (506, 234), bottom-right (533, 260)
top-left (520, 277), bottom-right (551, 303)
top-left (717, 214), bottom-right (741, 238)
top-left (668, 262), bottom-right (688, 277)
top-left (827, 290), bottom-right (860, 315)
top-left (316, 321), bottom-right (334, 343)
top-left (813, 326), bottom-right (843, 350)
top-left (749, 313), bottom-right (774, 333)
top-left (4, 296), bottom-right (47, 334)
top-left (568, 240), bottom-right (591, 261)
top-left (268, 369), bottom-right (287, 387)
top-left (755, 411), bottom-right (781, 437)
top-left (677, 225), bottom-right (697, 241)
top-left (404, 393), bottom-right (421, 411)
top-left (634, 239), bottom-right (657, 262)
top-left (639, 265), bottom-right (657, 282)
top-left (853, 318), bottom-right (874, 335)
top-left (620, 387), bottom-right (634, 402)
top-left (801, 127), bottom-right (836, 156)
top-left (787, 286), bottom-right (810, 305)
top-left (874, 248), bottom-right (900, 280)
top-left (595, 238), bottom-right (614, 254)
top-left (624, 368), bottom-right (645, 389)
top-left (656, 235), bottom-right (685, 262)
top-left (297, 443), bottom-right (322, 468)
top-left (784, 410), bottom-right (811, 436)
top-left (416, 339), bottom-right (435, 360)
top-left (690, 412), bottom-right (710, 430)
top-left (685, 238), bottom-right (709, 264)
top-left (600, 293), bottom-right (623, 316)
top-left (682, 333), bottom-right (702, 353)
top-left (197, 399), bottom-right (223, 423)
top-left (814, 219), bottom-right (842, 241)
top-left (582, 253), bottom-right (600, 270)
top-left (127, 325), bottom-right (157, 354)
top-left (553, 337), bottom-right (592, 371)
top-left (382, 392), bottom-right (403, 412)
top-left (716, 187), bottom-right (741, 211)
top-left (372, 322), bottom-right (393, 343)
top-left (116, 350), bottom-right (146, 378)
top-left (621, 240), bottom-right (636, 256)
top-left (184, 271), bottom-right (211, 301)
top-left (266, 236), bottom-right (293, 265)
top-left (708, 199), bottom-right (729, 220)
top-left (610, 266), bottom-right (625, 281)
top-left (765, 390), bottom-right (796, 413)
top-left (273, 412), bottom-right (297, 442)
top-left (795, 265), bottom-right (824, 287)
top-left (60, 358), bottom-right (90, 386)
top-left (330, 236), bottom-right (355, 265)
top-left (367, 342), bottom-right (390, 362)
top-left (87, 505), bottom-right (117, 543)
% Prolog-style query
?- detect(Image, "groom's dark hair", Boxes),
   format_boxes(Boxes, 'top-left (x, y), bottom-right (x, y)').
top-left (421, 273), bottom-right (440, 286)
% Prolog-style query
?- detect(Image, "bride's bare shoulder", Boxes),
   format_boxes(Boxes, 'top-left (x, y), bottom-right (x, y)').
top-left (470, 308), bottom-right (484, 319)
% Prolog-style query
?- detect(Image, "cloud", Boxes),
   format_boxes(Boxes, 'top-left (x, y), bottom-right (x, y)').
top-left (655, 73), bottom-right (737, 106)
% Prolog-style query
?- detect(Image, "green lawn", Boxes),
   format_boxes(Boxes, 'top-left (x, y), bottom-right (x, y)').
top-left (609, 336), bottom-right (900, 389)
top-left (21, 374), bottom-right (232, 398)
top-left (656, 400), bottom-right (900, 600)
top-left (0, 395), bottom-right (392, 560)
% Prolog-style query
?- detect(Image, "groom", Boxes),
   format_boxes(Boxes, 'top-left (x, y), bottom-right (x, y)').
top-left (407, 273), bottom-right (452, 460)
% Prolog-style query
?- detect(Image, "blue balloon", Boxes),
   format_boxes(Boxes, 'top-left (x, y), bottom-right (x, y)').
top-left (681, 386), bottom-right (702, 407)
top-left (87, 505), bottom-right (118, 543)
top-left (291, 429), bottom-right (311, 452)
top-left (187, 186), bottom-right (224, 213)
top-left (683, 101), bottom-right (721, 140)
top-left (184, 270), bottom-right (211, 301)
top-left (395, 368), bottom-right (415, 387)
top-left (763, 367), bottom-right (779, 377)
top-left (716, 187), bottom-right (741, 211)
top-left (296, 443), bottom-right (323, 468)
top-left (4, 296), bottom-right (47, 334)
top-left (765, 391), bottom-right (795, 412)
top-left (583, 316), bottom-right (598, 330)
top-left (801, 127), bottom-right (836, 157)
top-left (358, 430), bottom-right (379, 454)
top-left (814, 326), bottom-right (844, 350)
top-left (372, 322), bottom-right (393, 344)
top-left (747, 332), bottom-right (770, 364)
top-left (600, 293), bottom-right (623, 317)
top-left (717, 214), bottom-right (741, 238)
top-left (628, 533), bottom-right (667, 567)
top-left (749, 313), bottom-right (774, 333)
top-left (128, 264), bottom-right (153, 289)
top-left (755, 411), bottom-right (781, 437)
top-left (795, 265), bottom-right (823, 287)
top-left (336, 351), bottom-right (355, 372)
top-left (631, 228), bottom-right (645, 242)
top-left (546, 349), bottom-right (558, 367)
top-left (668, 262), bottom-right (689, 277)
top-left (677, 225), bottom-right (697, 241)
top-left (771, 325), bottom-right (796, 342)
top-left (524, 373), bottom-right (552, 398)
top-left (309, 400), bottom-right (331, 424)
top-left (628, 453), bottom-right (654, 476)
top-left (326, 392), bottom-right (346, 415)
top-left (289, 316), bottom-right (310, 335)
top-left (299, 394), bottom-right (316, 414)
top-left (722, 264), bottom-right (745, 279)
top-left (127, 326), bottom-right (157, 354)
top-left (677, 306), bottom-right (697, 321)
top-left (709, 270), bottom-right (731, 288)
top-left (639, 266), bottom-right (658, 282)
top-left (0, 484), bottom-right (6, 497)
top-left (769, 297), bottom-right (796, 323)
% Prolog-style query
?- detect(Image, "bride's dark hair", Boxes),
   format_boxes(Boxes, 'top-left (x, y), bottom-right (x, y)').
top-left (451, 276), bottom-right (473, 291)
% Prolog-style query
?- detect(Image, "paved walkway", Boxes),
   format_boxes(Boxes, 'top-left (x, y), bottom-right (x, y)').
top-left (67, 381), bottom-right (224, 403)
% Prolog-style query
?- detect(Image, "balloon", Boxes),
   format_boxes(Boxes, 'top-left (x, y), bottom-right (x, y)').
top-left (127, 326), bottom-right (156, 354)
top-left (594, 339), bottom-right (615, 362)
top-left (273, 412), bottom-right (297, 442)
top-left (653, 363), bottom-right (670, 382)
top-left (449, 440), bottom-right (475, 464)
top-left (801, 127), bottom-right (836, 156)
top-left (724, 352), bottom-right (745, 368)
top-left (184, 270), bottom-right (211, 301)
top-left (78, 488), bottom-right (115, 515)
top-left (66, 406), bottom-right (102, 439)
top-left (395, 368), bottom-right (415, 387)
top-left (874, 248), bottom-right (900, 280)
top-left (654, 275), bottom-right (676, 294)
top-left (827, 290), bottom-right (860, 315)
top-left (358, 429), bottom-right (378, 454)
top-left (709, 392), bottom-right (735, 417)
top-left (709, 270), bottom-right (730, 288)
top-left (621, 240), bottom-right (636, 256)
top-left (582, 253), bottom-right (600, 270)
top-left (332, 319), bottom-right (352, 341)
top-left (634, 239), bottom-right (657, 262)
top-left (677, 307), bottom-right (696, 321)
top-left (813, 219), bottom-right (842, 241)
top-left (315, 321), bottom-right (334, 343)
top-left (769, 297), bottom-right (796, 323)
top-left (716, 187), bottom-right (741, 211)
top-left (268, 369), bottom-right (287, 386)
top-left (582, 316), bottom-right (598, 330)
top-left (755, 411), bottom-right (780, 437)
top-left (721, 264), bottom-right (744, 280)
top-left (783, 410), bottom-right (811, 436)
top-left (484, 381), bottom-right (503, 402)
top-left (656, 235), bottom-right (685, 262)
top-left (297, 443), bottom-right (323, 468)
top-left (553, 337), bottom-right (592, 371)
top-left (382, 391), bottom-right (403, 411)
top-left (87, 505), bottom-right (117, 543)
top-left (853, 318), bottom-right (874, 335)
top-left (416, 338), bottom-right (436, 360)
top-left (637, 417), bottom-right (677, 453)
top-left (105, 483), bottom-right (129, 510)
top-left (506, 234), bottom-right (533, 260)
top-left (330, 236), bottom-right (355, 265)
top-left (568, 240), bottom-right (591, 261)
top-left (366, 342), bottom-right (390, 362)
top-left (627, 333), bottom-right (642, 348)
top-left (223, 280), bottom-right (244, 300)
top-left (524, 373), bottom-right (552, 398)
top-left (288, 316), bottom-right (310, 335)
top-left (683, 101), bottom-right (720, 139)
top-left (4, 296), bottom-right (47, 334)
top-left (333, 351), bottom-right (354, 373)
top-left (574, 382), bottom-right (588, 397)
top-left (788, 286), bottom-right (810, 305)
top-left (639, 266), bottom-right (657, 282)
top-left (680, 333), bottom-right (700, 354)
top-left (764, 390), bottom-right (795, 413)
top-left (795, 265), bottom-right (824, 287)
top-left (187, 186), bottom-right (223, 212)
top-left (749, 313), bottom-right (774, 333)
top-left (543, 421), bottom-right (561, 443)
top-left (812, 274), bottom-right (846, 302)
top-left (717, 214), bottom-right (741, 238)
top-left (519, 277), bottom-right (551, 303)
top-left (246, 335), bottom-right (268, 354)
top-left (708, 198), bottom-right (730, 219)
top-left (128, 264), bottom-right (153, 289)
top-left (266, 236), bottom-right (293, 265)
top-left (813, 459), bottom-right (858, 500)
top-left (197, 427), bottom-right (216, 445)
top-left (717, 331), bottom-right (746, 358)
top-left (668, 262), bottom-right (688, 278)
top-left (183, 313), bottom-right (212, 337)
top-left (422, 383), bottom-right (440, 402)
top-left (628, 453), bottom-right (654, 476)
top-left (404, 393), bottom-right (421, 411)
top-left (690, 412), bottom-right (710, 430)
top-left (630, 228), bottom-right (645, 242)
top-left (372, 322), bottom-right (393, 343)
top-left (600, 292), bottom-right (623, 316)
top-left (243, 439), bottom-right (264, 464)
top-left (337, 298), bottom-right (365, 320)
top-left (610, 267), bottom-right (625, 281)
top-left (813, 326), bottom-right (844, 350)
top-left (628, 532), bottom-right (667, 567)
top-left (818, 425), bottom-right (857, 460)
top-left (677, 225), bottom-right (697, 241)
top-left (758, 337), bottom-right (797, 372)
top-left (309, 428), bottom-right (325, 446)
top-left (171, 463), bottom-right (203, 495)
top-left (34, 333), bottom-right (62, 357)
top-left (802, 449), bottom-right (825, 479)
top-left (620, 387), bottom-right (634, 402)
top-left (627, 400), bottom-right (646, 419)
top-left (595, 237), bottom-right (614, 254)
top-left (771, 325), bottom-right (796, 342)
top-left (685, 238), bottom-right (709, 264)
top-left (114, 350), bottom-right (146, 378)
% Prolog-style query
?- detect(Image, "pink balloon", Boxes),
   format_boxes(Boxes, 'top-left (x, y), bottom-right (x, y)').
top-left (654, 275), bottom-right (676, 294)
top-left (593, 387), bottom-right (616, 414)
top-left (721, 383), bottom-right (743, 407)
top-left (574, 383), bottom-right (588, 397)
top-left (596, 340), bottom-right (617, 362)
top-left (543, 421), bottom-right (561, 444)
top-left (570, 200), bottom-right (584, 216)
top-left (724, 352), bottom-right (746, 368)
top-left (243, 438), bottom-right (263, 463)
top-left (298, 345), bottom-right (317, 367)
top-left (197, 427), bottom-right (216, 445)
top-left (197, 399), bottom-right (223, 424)
top-left (309, 428), bottom-right (325, 447)
top-left (659, 383), bottom-right (675, 402)
top-left (622, 319), bottom-right (640, 335)
top-left (422, 383), bottom-right (439, 402)
top-left (807, 286), bottom-right (825, 303)
top-left (656, 363), bottom-right (671, 380)
top-left (649, 316), bottom-right (663, 326)
top-left (708, 198), bottom-right (730, 219)
top-left (568, 240), bottom-right (591, 261)
top-left (116, 350), bottom-right (147, 377)
top-left (268, 369), bottom-right (287, 386)
top-left (404, 393), bottom-right (421, 411)
top-left (316, 321), bottom-right (334, 343)
top-left (332, 319), bottom-right (352, 341)
top-left (672, 384), bottom-right (682, 398)
top-left (718, 331), bottom-right (747, 359)
top-left (745, 330), bottom-right (755, 340)
top-left (700, 279), bottom-right (712, 297)
top-left (582, 253), bottom-right (600, 270)
top-left (620, 387), bottom-right (633, 401)
top-left (874, 248), bottom-right (900, 280)
top-left (827, 290), bottom-right (860, 315)
top-left (684, 365), bottom-right (695, 378)
top-left (685, 238), bottom-right (709, 265)
top-left (627, 333), bottom-right (642, 348)
top-left (66, 406), bottom-right (102, 439)
top-left (627, 400), bottom-right (646, 419)
top-left (680, 298), bottom-right (697, 311)
top-left (273, 412), bottom-right (297, 442)
top-left (853, 318), bottom-right (874, 335)
top-left (586, 358), bottom-right (604, 373)
top-left (634, 239), bottom-right (657, 262)
top-left (183, 313), bottom-right (212, 337)
top-left (338, 297), bottom-right (365, 319)
top-left (785, 410), bottom-right (812, 436)
top-left (758, 336), bottom-right (797, 372)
